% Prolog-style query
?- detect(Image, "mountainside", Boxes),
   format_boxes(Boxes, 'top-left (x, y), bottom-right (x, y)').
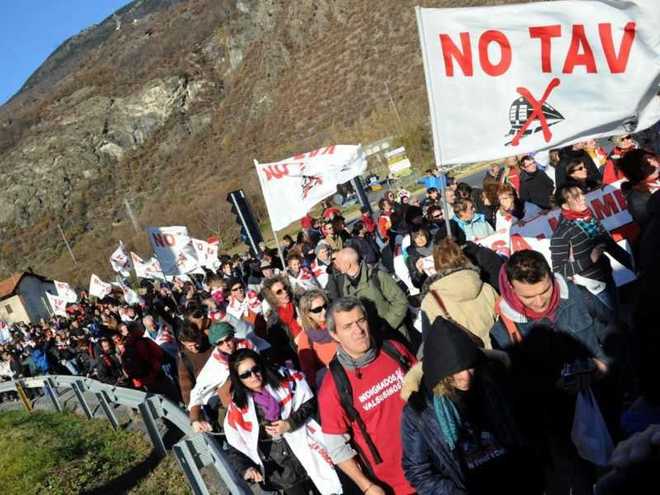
top-left (0, 0), bottom-right (523, 286)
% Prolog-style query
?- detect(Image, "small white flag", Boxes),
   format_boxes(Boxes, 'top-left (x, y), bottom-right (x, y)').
top-left (54, 280), bottom-right (78, 303)
top-left (89, 274), bottom-right (112, 300)
top-left (131, 252), bottom-right (166, 280)
top-left (110, 241), bottom-right (131, 276)
top-left (46, 292), bottom-right (68, 317)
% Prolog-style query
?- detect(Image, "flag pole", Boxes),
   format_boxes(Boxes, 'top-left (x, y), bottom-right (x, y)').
top-left (416, 7), bottom-right (452, 240)
top-left (254, 159), bottom-right (287, 269)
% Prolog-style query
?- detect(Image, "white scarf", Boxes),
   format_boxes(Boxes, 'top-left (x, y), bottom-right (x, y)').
top-left (224, 368), bottom-right (342, 494)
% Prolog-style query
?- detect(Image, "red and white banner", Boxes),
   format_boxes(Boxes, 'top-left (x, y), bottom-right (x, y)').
top-left (130, 252), bottom-right (166, 280)
top-left (475, 230), bottom-right (513, 258)
top-left (416, 0), bottom-right (660, 164)
top-left (89, 274), bottom-right (112, 300)
top-left (54, 280), bottom-right (77, 303)
top-left (146, 226), bottom-right (200, 275)
top-left (191, 238), bottom-right (219, 269)
top-left (255, 145), bottom-right (367, 231)
top-left (510, 181), bottom-right (637, 285)
top-left (46, 292), bottom-right (68, 317)
top-left (109, 241), bottom-right (131, 277)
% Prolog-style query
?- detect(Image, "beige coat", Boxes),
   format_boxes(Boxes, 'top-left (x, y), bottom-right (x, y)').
top-left (420, 268), bottom-right (498, 349)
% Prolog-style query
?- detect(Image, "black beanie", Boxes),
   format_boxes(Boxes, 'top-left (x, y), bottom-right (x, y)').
top-left (422, 317), bottom-right (482, 392)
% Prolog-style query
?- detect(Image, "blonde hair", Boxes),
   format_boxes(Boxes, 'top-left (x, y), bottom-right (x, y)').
top-left (299, 289), bottom-right (329, 330)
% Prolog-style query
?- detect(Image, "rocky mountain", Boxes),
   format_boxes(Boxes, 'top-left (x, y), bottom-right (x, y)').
top-left (0, 0), bottom-right (522, 286)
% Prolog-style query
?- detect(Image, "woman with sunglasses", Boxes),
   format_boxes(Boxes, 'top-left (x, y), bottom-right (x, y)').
top-left (224, 349), bottom-right (342, 495)
top-left (296, 290), bottom-right (337, 390)
top-left (565, 158), bottom-right (601, 192)
top-left (225, 278), bottom-right (265, 336)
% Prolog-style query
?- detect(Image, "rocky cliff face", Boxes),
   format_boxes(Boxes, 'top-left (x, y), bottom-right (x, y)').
top-left (0, 0), bottom-right (522, 285)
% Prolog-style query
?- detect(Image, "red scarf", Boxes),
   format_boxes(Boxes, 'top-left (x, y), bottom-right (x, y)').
top-left (277, 302), bottom-right (303, 338)
top-left (561, 208), bottom-right (592, 221)
top-left (498, 265), bottom-right (561, 322)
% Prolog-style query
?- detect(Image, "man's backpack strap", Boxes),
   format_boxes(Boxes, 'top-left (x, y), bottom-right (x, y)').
top-left (495, 297), bottom-right (523, 344)
top-left (329, 357), bottom-right (383, 465)
top-left (380, 340), bottom-right (411, 372)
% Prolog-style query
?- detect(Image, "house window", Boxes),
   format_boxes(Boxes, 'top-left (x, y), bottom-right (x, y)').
top-left (5, 305), bottom-right (12, 314)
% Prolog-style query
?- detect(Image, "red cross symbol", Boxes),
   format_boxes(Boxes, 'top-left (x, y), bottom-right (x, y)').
top-left (511, 77), bottom-right (561, 146)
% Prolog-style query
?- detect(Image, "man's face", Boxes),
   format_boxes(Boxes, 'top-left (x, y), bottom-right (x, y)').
top-left (318, 247), bottom-right (331, 263)
top-left (445, 189), bottom-right (456, 205)
top-left (512, 274), bottom-right (554, 314)
top-left (216, 336), bottom-right (237, 354)
top-left (330, 307), bottom-right (371, 358)
top-left (288, 259), bottom-right (301, 274)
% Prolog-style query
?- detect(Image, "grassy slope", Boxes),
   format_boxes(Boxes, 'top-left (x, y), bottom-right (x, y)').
top-left (0, 410), bottom-right (190, 495)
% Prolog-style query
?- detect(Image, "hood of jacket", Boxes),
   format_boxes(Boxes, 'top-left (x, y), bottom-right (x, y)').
top-left (421, 266), bottom-right (484, 303)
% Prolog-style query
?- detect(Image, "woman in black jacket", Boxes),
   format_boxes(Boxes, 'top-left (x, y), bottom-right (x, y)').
top-left (406, 226), bottom-right (435, 289)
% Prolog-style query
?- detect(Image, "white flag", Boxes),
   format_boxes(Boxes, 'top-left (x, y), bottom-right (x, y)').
top-left (110, 241), bottom-right (131, 276)
top-left (46, 292), bottom-right (68, 317)
top-left (54, 280), bottom-right (78, 303)
top-left (255, 145), bottom-right (366, 231)
top-left (416, 0), bottom-right (660, 164)
top-left (113, 282), bottom-right (141, 306)
top-left (131, 252), bottom-right (166, 280)
top-left (146, 226), bottom-right (200, 275)
top-left (89, 274), bottom-right (112, 300)
top-left (0, 320), bottom-right (11, 344)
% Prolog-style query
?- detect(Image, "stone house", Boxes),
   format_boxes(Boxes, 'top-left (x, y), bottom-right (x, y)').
top-left (0, 272), bottom-right (56, 325)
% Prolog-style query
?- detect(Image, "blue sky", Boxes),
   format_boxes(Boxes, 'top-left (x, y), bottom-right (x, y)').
top-left (0, 0), bottom-right (131, 104)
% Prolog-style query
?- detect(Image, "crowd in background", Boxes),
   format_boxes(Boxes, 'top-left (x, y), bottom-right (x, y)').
top-left (1, 131), bottom-right (659, 494)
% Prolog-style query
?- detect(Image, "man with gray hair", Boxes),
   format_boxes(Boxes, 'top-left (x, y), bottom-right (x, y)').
top-left (318, 297), bottom-right (416, 494)
top-left (327, 247), bottom-right (410, 343)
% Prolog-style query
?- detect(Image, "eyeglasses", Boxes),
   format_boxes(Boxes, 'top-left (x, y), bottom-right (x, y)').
top-left (571, 165), bottom-right (586, 172)
top-left (238, 365), bottom-right (261, 380)
top-left (274, 288), bottom-right (286, 296)
top-left (217, 334), bottom-right (234, 346)
top-left (622, 135), bottom-right (632, 140)
top-left (231, 286), bottom-right (244, 292)
top-left (309, 303), bottom-right (328, 314)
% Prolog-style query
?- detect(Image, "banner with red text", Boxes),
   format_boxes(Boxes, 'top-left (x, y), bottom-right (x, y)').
top-left (109, 241), bottom-right (131, 277)
top-left (46, 292), bottom-right (68, 317)
top-left (255, 145), bottom-right (367, 231)
top-left (510, 181), bottom-right (636, 286)
top-left (89, 274), bottom-right (112, 300)
top-left (54, 280), bottom-right (78, 303)
top-left (131, 252), bottom-right (166, 280)
top-left (146, 226), bottom-right (200, 275)
top-left (416, 1), bottom-right (660, 164)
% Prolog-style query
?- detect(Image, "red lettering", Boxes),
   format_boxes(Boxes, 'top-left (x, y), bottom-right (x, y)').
top-left (590, 193), bottom-right (619, 220)
top-left (529, 25), bottom-right (562, 72)
top-left (263, 164), bottom-right (289, 181)
top-left (547, 217), bottom-right (559, 232)
top-left (510, 234), bottom-right (531, 252)
top-left (321, 145), bottom-right (336, 155)
top-left (563, 25), bottom-right (597, 73)
top-left (439, 32), bottom-right (473, 76)
top-left (152, 234), bottom-right (169, 248)
top-left (599, 22), bottom-right (636, 74)
top-left (613, 189), bottom-right (628, 210)
top-left (307, 148), bottom-right (322, 158)
top-left (478, 30), bottom-right (511, 76)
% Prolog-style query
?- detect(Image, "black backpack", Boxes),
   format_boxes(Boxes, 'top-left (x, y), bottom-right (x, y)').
top-left (328, 341), bottom-right (411, 468)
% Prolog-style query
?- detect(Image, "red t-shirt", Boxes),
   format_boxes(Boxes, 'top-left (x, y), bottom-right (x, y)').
top-left (318, 341), bottom-right (416, 494)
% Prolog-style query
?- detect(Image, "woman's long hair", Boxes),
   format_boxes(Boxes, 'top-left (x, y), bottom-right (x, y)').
top-left (228, 348), bottom-right (284, 409)
top-left (261, 274), bottom-right (292, 309)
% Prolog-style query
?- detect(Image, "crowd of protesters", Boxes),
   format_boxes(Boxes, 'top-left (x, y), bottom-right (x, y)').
top-left (1, 131), bottom-right (659, 494)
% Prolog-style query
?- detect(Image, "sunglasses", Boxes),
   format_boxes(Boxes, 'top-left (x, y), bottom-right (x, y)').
top-left (217, 334), bottom-right (235, 345)
top-left (238, 365), bottom-right (261, 380)
top-left (274, 288), bottom-right (286, 295)
top-left (309, 303), bottom-right (328, 314)
top-left (432, 214), bottom-right (443, 220)
top-left (231, 286), bottom-right (244, 292)
top-left (622, 135), bottom-right (632, 140)
top-left (571, 165), bottom-right (586, 172)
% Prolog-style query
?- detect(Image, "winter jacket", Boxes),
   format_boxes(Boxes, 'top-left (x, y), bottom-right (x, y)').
top-left (490, 275), bottom-right (612, 365)
top-left (452, 214), bottom-right (494, 242)
top-left (346, 235), bottom-right (380, 265)
top-left (420, 268), bottom-right (498, 349)
top-left (332, 263), bottom-right (408, 337)
top-left (462, 241), bottom-right (505, 293)
top-left (622, 183), bottom-right (652, 230)
top-left (557, 149), bottom-right (601, 188)
top-left (519, 170), bottom-right (554, 209)
top-left (405, 242), bottom-right (434, 289)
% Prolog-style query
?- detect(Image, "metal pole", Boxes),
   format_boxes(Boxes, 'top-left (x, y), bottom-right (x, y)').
top-left (351, 176), bottom-right (372, 216)
top-left (437, 168), bottom-right (453, 239)
top-left (271, 228), bottom-right (287, 270)
top-left (57, 223), bottom-right (77, 265)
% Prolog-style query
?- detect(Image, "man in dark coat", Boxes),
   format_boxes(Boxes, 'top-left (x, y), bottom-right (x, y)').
top-left (519, 156), bottom-right (555, 209)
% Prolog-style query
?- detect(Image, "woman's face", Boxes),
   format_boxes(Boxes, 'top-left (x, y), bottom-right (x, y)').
top-left (308, 296), bottom-right (327, 326)
top-left (499, 193), bottom-right (514, 211)
top-left (230, 283), bottom-right (245, 302)
top-left (270, 281), bottom-right (290, 306)
top-left (413, 233), bottom-right (428, 248)
top-left (451, 368), bottom-right (475, 391)
top-left (569, 163), bottom-right (588, 181)
top-left (237, 357), bottom-right (263, 392)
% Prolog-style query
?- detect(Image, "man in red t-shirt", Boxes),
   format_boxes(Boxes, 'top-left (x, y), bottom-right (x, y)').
top-left (319, 297), bottom-right (416, 495)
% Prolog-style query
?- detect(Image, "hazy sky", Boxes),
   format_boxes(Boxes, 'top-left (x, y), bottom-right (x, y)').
top-left (0, 0), bottom-right (131, 104)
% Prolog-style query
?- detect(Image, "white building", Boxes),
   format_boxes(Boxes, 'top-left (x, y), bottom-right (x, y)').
top-left (0, 272), bottom-right (56, 325)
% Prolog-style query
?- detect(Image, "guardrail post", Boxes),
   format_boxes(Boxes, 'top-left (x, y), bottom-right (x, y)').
top-left (172, 439), bottom-right (211, 495)
top-left (95, 390), bottom-right (119, 430)
top-left (14, 379), bottom-right (33, 412)
top-left (199, 434), bottom-right (253, 494)
top-left (139, 396), bottom-right (167, 458)
top-left (71, 380), bottom-right (93, 419)
top-left (43, 378), bottom-right (63, 412)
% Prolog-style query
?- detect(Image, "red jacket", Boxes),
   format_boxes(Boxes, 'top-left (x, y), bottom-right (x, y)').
top-left (122, 334), bottom-right (164, 388)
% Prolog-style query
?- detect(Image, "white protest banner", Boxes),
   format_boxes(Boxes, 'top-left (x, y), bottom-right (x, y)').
top-left (113, 282), bottom-right (141, 306)
top-left (130, 252), bottom-right (166, 280)
top-left (46, 292), bottom-right (68, 317)
top-left (109, 241), bottom-right (131, 277)
top-left (191, 238), bottom-right (219, 269)
top-left (475, 230), bottom-right (512, 258)
top-left (255, 145), bottom-right (367, 231)
top-left (416, 1), bottom-right (660, 165)
top-left (510, 181), bottom-right (636, 285)
top-left (146, 226), bottom-right (200, 275)
top-left (54, 280), bottom-right (78, 303)
top-left (89, 274), bottom-right (112, 300)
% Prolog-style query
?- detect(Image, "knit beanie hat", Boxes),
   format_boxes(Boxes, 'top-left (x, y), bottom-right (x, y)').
top-left (208, 321), bottom-right (234, 345)
top-left (422, 317), bottom-right (482, 393)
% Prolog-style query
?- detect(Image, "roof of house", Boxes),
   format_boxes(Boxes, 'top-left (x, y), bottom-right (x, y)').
top-left (0, 272), bottom-right (51, 300)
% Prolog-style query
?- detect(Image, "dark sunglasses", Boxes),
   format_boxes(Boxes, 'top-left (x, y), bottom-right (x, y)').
top-left (622, 135), bottom-right (632, 140)
top-left (309, 303), bottom-right (328, 314)
top-left (231, 285), bottom-right (244, 292)
top-left (571, 165), bottom-right (586, 172)
top-left (274, 288), bottom-right (286, 295)
top-left (432, 214), bottom-right (443, 220)
top-left (238, 365), bottom-right (261, 380)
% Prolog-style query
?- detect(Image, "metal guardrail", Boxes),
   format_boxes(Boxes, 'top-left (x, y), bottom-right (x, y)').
top-left (0, 375), bottom-right (252, 495)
